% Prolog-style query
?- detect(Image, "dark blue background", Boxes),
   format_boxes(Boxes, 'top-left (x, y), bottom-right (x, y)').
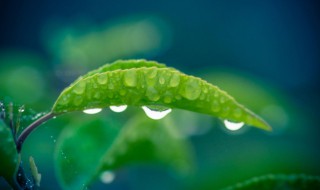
top-left (1, 0), bottom-right (319, 189)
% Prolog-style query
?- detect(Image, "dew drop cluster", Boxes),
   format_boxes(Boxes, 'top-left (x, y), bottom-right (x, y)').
top-left (53, 60), bottom-right (271, 131)
top-left (82, 104), bottom-right (172, 120)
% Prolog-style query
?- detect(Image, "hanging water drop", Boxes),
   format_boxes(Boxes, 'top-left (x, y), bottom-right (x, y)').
top-left (19, 105), bottom-right (25, 113)
top-left (59, 95), bottom-right (70, 105)
top-left (110, 105), bottom-right (127, 113)
top-left (83, 108), bottom-right (102, 114)
top-left (73, 96), bottom-right (83, 106)
top-left (179, 78), bottom-right (201, 100)
top-left (146, 86), bottom-right (160, 101)
top-left (124, 69), bottom-right (137, 87)
top-left (49, 135), bottom-right (57, 143)
top-left (223, 120), bottom-right (244, 131)
top-left (97, 74), bottom-right (108, 85)
top-left (73, 81), bottom-right (86, 95)
top-left (159, 76), bottom-right (165, 85)
top-left (142, 106), bottom-right (172, 120)
top-left (100, 171), bottom-right (115, 184)
top-left (169, 72), bottom-right (180, 87)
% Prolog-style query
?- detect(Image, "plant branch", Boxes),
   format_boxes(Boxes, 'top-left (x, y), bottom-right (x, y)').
top-left (16, 112), bottom-right (55, 153)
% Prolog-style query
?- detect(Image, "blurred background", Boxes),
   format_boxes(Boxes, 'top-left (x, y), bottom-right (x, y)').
top-left (0, 0), bottom-right (319, 189)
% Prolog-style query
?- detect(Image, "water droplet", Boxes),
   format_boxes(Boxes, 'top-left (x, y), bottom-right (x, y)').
top-left (82, 184), bottom-right (87, 190)
top-left (97, 74), bottom-right (108, 84)
top-left (59, 95), bottom-right (70, 105)
top-left (142, 106), bottom-right (172, 120)
top-left (163, 96), bottom-right (172, 103)
top-left (19, 105), bottom-right (25, 113)
top-left (73, 96), bottom-right (83, 106)
top-left (83, 108), bottom-right (102, 114)
top-left (49, 135), bottom-right (56, 143)
top-left (211, 100), bottom-right (220, 112)
top-left (100, 171), bottom-right (115, 184)
top-left (159, 76), bottom-right (165, 85)
top-left (146, 86), bottom-right (160, 101)
top-left (73, 81), bottom-right (86, 95)
top-left (224, 120), bottom-right (244, 131)
top-left (179, 79), bottom-right (201, 100)
top-left (119, 89), bottom-right (127, 96)
top-left (169, 73), bottom-right (180, 87)
top-left (124, 70), bottom-right (137, 87)
top-left (221, 106), bottom-right (230, 116)
top-left (110, 105), bottom-right (127, 113)
top-left (233, 108), bottom-right (242, 118)
top-left (199, 93), bottom-right (206, 100)
top-left (220, 96), bottom-right (226, 104)
top-left (108, 82), bottom-right (114, 89)
top-left (93, 92), bottom-right (101, 99)
top-left (147, 69), bottom-right (157, 79)
top-left (107, 92), bottom-right (114, 98)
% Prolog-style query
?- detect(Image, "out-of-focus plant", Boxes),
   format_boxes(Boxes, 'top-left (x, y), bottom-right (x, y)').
top-left (43, 16), bottom-right (171, 68)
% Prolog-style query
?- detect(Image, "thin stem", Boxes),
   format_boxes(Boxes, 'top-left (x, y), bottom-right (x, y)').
top-left (16, 112), bottom-right (55, 153)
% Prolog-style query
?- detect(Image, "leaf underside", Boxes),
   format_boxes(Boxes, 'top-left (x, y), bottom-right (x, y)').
top-left (52, 59), bottom-right (271, 131)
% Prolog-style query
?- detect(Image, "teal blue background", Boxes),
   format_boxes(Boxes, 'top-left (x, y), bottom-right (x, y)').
top-left (0, 0), bottom-right (319, 189)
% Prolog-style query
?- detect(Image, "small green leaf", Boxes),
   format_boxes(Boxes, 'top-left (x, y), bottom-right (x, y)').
top-left (52, 59), bottom-right (271, 131)
top-left (55, 115), bottom-right (193, 190)
top-left (222, 174), bottom-right (320, 190)
top-left (100, 114), bottom-right (193, 174)
top-left (29, 156), bottom-right (41, 187)
top-left (0, 120), bottom-right (19, 187)
top-left (54, 118), bottom-right (120, 190)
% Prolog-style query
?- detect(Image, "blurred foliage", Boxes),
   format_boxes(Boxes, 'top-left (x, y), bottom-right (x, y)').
top-left (1, 0), bottom-right (319, 188)
top-left (0, 51), bottom-right (55, 110)
top-left (55, 116), bottom-right (120, 190)
top-left (43, 16), bottom-right (171, 78)
top-left (222, 174), bottom-right (320, 190)
top-left (55, 114), bottom-right (193, 189)
top-left (0, 120), bottom-right (19, 188)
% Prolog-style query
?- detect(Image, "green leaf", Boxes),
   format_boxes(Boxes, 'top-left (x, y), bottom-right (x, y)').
top-left (55, 115), bottom-right (193, 190)
top-left (222, 174), bottom-right (320, 190)
top-left (100, 114), bottom-right (193, 174)
top-left (54, 117), bottom-right (120, 190)
top-left (52, 59), bottom-right (271, 131)
top-left (0, 120), bottom-right (19, 187)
